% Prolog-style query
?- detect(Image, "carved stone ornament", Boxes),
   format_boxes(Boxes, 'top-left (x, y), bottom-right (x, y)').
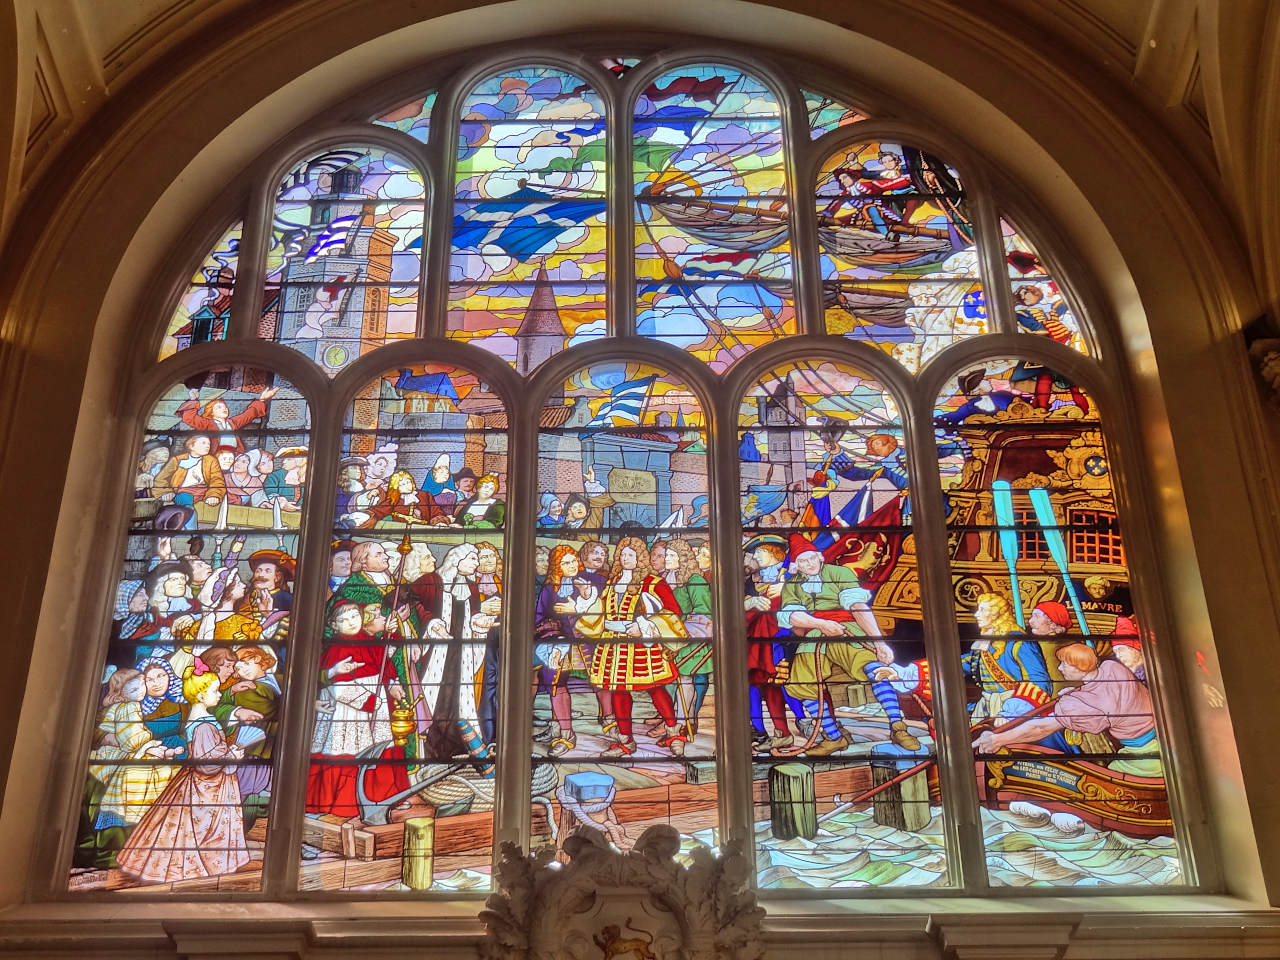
top-left (478, 825), bottom-right (766, 960)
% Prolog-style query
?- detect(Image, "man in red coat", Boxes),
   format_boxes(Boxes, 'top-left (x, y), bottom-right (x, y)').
top-left (177, 385), bottom-right (279, 452)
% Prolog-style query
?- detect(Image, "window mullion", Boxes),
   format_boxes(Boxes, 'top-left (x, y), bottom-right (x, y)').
top-left (906, 385), bottom-right (989, 890)
top-left (421, 76), bottom-right (463, 340)
top-left (492, 383), bottom-right (537, 853)
top-left (259, 384), bottom-right (341, 897)
top-left (972, 173), bottom-right (1017, 338)
top-left (708, 393), bottom-right (756, 853)
top-left (781, 83), bottom-right (823, 338)
top-left (228, 177), bottom-right (273, 342)
top-left (610, 74), bottom-right (636, 338)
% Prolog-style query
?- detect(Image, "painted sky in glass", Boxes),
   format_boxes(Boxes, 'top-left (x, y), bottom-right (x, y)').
top-left (262, 147), bottom-right (426, 375)
top-left (634, 64), bottom-right (795, 372)
top-left (803, 89), bottom-right (867, 138)
top-left (449, 67), bottom-right (607, 371)
top-left (935, 360), bottom-right (1179, 886)
top-left (373, 92), bottom-right (437, 143)
top-left (159, 221), bottom-right (241, 360)
top-left (72, 368), bottom-right (308, 892)
top-left (306, 364), bottom-right (505, 892)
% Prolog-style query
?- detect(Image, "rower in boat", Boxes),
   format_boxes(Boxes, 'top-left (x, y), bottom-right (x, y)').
top-left (973, 642), bottom-right (1161, 778)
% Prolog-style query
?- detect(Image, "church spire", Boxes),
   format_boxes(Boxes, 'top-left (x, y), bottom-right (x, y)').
top-left (515, 266), bottom-right (567, 377)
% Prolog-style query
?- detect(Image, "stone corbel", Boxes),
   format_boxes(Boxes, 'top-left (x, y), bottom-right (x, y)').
top-left (1245, 328), bottom-right (1280, 410)
top-left (931, 917), bottom-right (1077, 960)
top-left (479, 825), bottom-right (765, 960)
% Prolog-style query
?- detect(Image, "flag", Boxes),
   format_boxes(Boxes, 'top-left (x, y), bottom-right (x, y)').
top-left (304, 214), bottom-right (360, 263)
top-left (452, 186), bottom-right (606, 260)
top-left (821, 495), bottom-right (905, 590)
top-left (583, 376), bottom-right (655, 429)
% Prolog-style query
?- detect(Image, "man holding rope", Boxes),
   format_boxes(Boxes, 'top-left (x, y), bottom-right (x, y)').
top-left (775, 534), bottom-right (883, 757)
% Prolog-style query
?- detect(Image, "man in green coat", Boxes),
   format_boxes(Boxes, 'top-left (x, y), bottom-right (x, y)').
top-left (777, 534), bottom-right (882, 756)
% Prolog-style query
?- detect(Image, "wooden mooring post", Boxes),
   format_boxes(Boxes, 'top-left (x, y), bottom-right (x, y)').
top-left (769, 762), bottom-right (817, 840)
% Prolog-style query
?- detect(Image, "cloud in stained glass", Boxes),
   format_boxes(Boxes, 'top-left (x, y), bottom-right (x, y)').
top-left (450, 66), bottom-right (608, 369)
top-left (634, 64), bottom-right (794, 372)
top-left (373, 92), bottom-right (437, 143)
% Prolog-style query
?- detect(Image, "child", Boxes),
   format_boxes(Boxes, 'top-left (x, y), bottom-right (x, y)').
top-left (117, 659), bottom-right (250, 883)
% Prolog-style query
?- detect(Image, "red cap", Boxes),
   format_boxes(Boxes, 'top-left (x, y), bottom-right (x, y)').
top-left (1112, 616), bottom-right (1139, 646)
top-left (789, 533), bottom-right (822, 563)
top-left (1034, 601), bottom-right (1071, 629)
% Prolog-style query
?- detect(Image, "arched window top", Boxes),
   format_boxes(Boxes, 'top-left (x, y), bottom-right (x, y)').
top-left (373, 92), bottom-right (437, 143)
top-left (816, 140), bottom-right (981, 371)
top-left (263, 146), bottom-right (427, 375)
top-left (69, 39), bottom-right (1202, 904)
top-left (563, 361), bottom-right (703, 427)
top-left (459, 65), bottom-right (605, 124)
top-left (159, 220), bottom-right (242, 360)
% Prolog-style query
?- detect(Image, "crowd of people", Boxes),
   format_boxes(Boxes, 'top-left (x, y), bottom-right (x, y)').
top-left (81, 530), bottom-right (290, 882)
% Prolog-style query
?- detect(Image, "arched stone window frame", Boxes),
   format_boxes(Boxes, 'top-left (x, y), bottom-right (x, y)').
top-left (20, 34), bottom-right (1221, 917)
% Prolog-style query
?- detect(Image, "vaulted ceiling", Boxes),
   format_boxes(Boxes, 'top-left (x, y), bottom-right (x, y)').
top-left (2, 0), bottom-right (1277, 310)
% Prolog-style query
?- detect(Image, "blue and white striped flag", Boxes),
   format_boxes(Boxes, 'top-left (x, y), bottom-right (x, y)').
top-left (584, 375), bottom-right (655, 428)
top-left (304, 214), bottom-right (360, 263)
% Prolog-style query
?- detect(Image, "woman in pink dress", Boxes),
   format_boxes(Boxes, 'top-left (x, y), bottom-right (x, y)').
top-left (117, 658), bottom-right (250, 883)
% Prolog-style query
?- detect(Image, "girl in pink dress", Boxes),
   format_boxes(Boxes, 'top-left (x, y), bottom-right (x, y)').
top-left (117, 659), bottom-right (250, 883)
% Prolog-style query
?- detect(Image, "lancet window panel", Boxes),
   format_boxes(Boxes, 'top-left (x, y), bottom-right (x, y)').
top-left (530, 363), bottom-right (717, 860)
top-left (67, 42), bottom-right (1203, 903)
top-left (448, 66), bottom-right (609, 371)
top-left (816, 140), bottom-right (984, 372)
top-left (72, 367), bottom-right (310, 893)
top-left (739, 358), bottom-right (951, 890)
top-left (634, 63), bottom-right (796, 371)
top-left (261, 145), bottom-right (428, 376)
top-left (934, 357), bottom-right (1182, 887)
top-left (307, 363), bottom-right (507, 893)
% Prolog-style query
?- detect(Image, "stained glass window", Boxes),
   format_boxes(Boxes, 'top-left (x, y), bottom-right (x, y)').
top-left (531, 364), bottom-right (716, 858)
top-left (449, 67), bottom-right (607, 370)
top-left (72, 367), bottom-right (308, 891)
top-left (263, 147), bottom-right (426, 374)
top-left (1001, 216), bottom-right (1087, 353)
top-left (935, 360), bottom-right (1179, 885)
top-left (741, 361), bottom-right (949, 888)
top-left (374, 92), bottom-right (437, 143)
top-left (635, 64), bottom-right (795, 371)
top-left (803, 90), bottom-right (867, 139)
top-left (160, 222), bottom-right (242, 360)
top-left (83, 46), bottom-right (1196, 903)
top-left (818, 141), bottom-right (983, 371)
top-left (304, 364), bottom-right (505, 892)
